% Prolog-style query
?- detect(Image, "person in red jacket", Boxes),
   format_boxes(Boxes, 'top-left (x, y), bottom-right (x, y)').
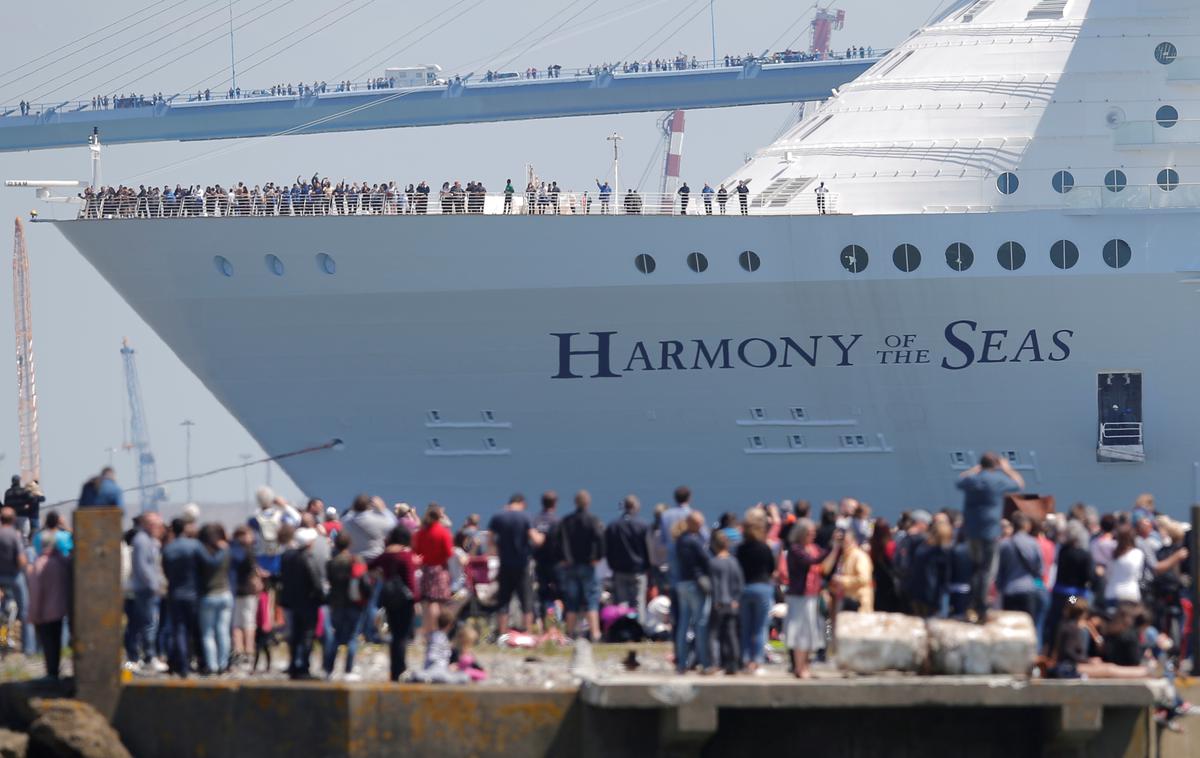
top-left (414, 503), bottom-right (454, 640)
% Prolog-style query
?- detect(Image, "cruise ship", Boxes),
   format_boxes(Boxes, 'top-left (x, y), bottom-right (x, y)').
top-left (40, 0), bottom-right (1200, 514)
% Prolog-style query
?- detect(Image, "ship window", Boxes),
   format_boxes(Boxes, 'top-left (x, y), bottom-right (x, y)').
top-left (1103, 239), bottom-right (1132, 269)
top-left (484, 437), bottom-right (498, 450)
top-left (686, 252), bottom-right (708, 273)
top-left (265, 254), bottom-right (284, 276)
top-left (1097, 372), bottom-right (1144, 463)
top-left (997, 241), bottom-right (1026, 271)
top-left (428, 438), bottom-right (442, 450)
top-left (739, 250), bottom-right (761, 272)
top-left (840, 434), bottom-right (867, 448)
top-left (1050, 240), bottom-right (1079, 270)
top-left (634, 253), bottom-right (656, 274)
top-left (950, 451), bottom-right (968, 466)
top-left (1004, 451), bottom-right (1019, 464)
top-left (788, 434), bottom-right (806, 449)
top-left (1157, 168), bottom-right (1179, 191)
top-left (427, 410), bottom-right (441, 423)
top-left (945, 242), bottom-right (974, 272)
top-left (750, 407), bottom-right (766, 420)
top-left (790, 407), bottom-right (807, 421)
top-left (1156, 105), bottom-right (1179, 128)
top-left (893, 244), bottom-right (921, 272)
top-left (1155, 42), bottom-right (1178, 65)
top-left (748, 435), bottom-right (766, 450)
top-left (1052, 170), bottom-right (1074, 194)
top-left (316, 252), bottom-right (337, 274)
top-left (840, 245), bottom-right (868, 273)
top-left (996, 172), bottom-right (1019, 195)
top-left (1104, 170), bottom-right (1127, 193)
top-left (214, 255), bottom-right (233, 277)
top-left (481, 410), bottom-right (496, 422)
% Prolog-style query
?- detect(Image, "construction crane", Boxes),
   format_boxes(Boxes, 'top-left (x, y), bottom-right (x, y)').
top-left (657, 110), bottom-right (686, 211)
top-left (121, 338), bottom-right (165, 512)
top-left (811, 7), bottom-right (846, 57)
top-left (12, 218), bottom-right (40, 485)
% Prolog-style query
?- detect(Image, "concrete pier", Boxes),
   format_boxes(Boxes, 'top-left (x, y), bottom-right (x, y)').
top-left (104, 675), bottom-right (1180, 758)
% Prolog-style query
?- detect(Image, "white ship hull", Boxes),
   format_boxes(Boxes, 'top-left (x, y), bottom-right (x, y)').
top-left (50, 209), bottom-right (1200, 513)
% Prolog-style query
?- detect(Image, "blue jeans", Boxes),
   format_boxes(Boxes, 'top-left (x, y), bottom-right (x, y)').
top-left (359, 580), bottom-right (384, 643)
top-left (166, 596), bottom-right (199, 677)
top-left (739, 582), bottom-right (774, 665)
top-left (560, 564), bottom-right (600, 613)
top-left (124, 589), bottom-right (159, 663)
top-left (674, 580), bottom-right (711, 672)
top-left (199, 591), bottom-right (233, 673)
top-left (289, 603), bottom-right (319, 677)
top-left (323, 605), bottom-right (364, 675)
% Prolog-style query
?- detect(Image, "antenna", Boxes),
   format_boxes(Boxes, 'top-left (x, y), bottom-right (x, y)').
top-left (607, 132), bottom-right (623, 202)
top-left (88, 127), bottom-right (101, 189)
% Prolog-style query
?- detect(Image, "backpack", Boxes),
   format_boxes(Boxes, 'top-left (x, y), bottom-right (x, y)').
top-left (379, 571), bottom-right (414, 612)
top-left (253, 510), bottom-right (282, 554)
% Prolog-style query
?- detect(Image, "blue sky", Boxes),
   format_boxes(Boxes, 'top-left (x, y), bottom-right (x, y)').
top-left (0, 0), bottom-right (932, 509)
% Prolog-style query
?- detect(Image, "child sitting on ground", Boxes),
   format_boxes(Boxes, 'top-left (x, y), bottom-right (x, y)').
top-left (453, 625), bottom-right (487, 682)
top-left (411, 610), bottom-right (470, 683)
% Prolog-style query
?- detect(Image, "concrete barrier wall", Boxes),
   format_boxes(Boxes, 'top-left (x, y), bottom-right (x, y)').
top-left (108, 680), bottom-right (1181, 758)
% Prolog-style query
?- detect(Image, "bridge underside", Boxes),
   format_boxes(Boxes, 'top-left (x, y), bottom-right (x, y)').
top-left (0, 60), bottom-right (874, 152)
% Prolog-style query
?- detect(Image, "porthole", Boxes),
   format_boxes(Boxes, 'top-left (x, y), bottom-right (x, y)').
top-left (738, 250), bottom-right (761, 272)
top-left (1103, 239), bottom-right (1132, 269)
top-left (997, 241), bottom-right (1026, 271)
top-left (996, 172), bottom-right (1019, 195)
top-left (1155, 42), bottom-right (1178, 66)
top-left (1050, 240), bottom-right (1079, 270)
top-left (265, 254), bottom-right (284, 276)
top-left (634, 253), bottom-right (656, 274)
top-left (686, 252), bottom-right (708, 273)
top-left (213, 255), bottom-right (233, 277)
top-left (316, 252), bottom-right (337, 275)
top-left (840, 245), bottom-right (868, 273)
top-left (1157, 105), bottom-right (1179, 128)
top-left (1052, 170), bottom-right (1074, 194)
top-left (892, 244), bottom-right (921, 273)
top-left (1104, 170), bottom-right (1127, 193)
top-left (945, 242), bottom-right (974, 272)
top-left (1158, 168), bottom-right (1179, 191)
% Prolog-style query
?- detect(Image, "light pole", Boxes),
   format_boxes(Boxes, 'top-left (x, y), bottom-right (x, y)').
top-left (239, 453), bottom-right (253, 506)
top-left (709, 0), bottom-right (717, 66)
top-left (228, 0), bottom-right (237, 94)
top-left (180, 420), bottom-right (195, 503)
top-left (607, 132), bottom-right (623, 206)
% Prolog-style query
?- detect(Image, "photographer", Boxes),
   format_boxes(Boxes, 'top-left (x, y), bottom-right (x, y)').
top-left (4, 475), bottom-right (44, 539)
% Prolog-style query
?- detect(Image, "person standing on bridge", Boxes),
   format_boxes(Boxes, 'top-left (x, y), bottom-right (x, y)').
top-left (678, 182), bottom-right (691, 215)
top-left (957, 452), bottom-right (1024, 624)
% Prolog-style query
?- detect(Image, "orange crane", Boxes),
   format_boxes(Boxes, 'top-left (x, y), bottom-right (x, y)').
top-left (12, 218), bottom-right (40, 485)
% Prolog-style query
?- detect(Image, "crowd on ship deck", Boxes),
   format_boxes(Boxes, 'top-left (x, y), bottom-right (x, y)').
top-left (74, 175), bottom-right (763, 218)
top-left (2, 453), bottom-right (1191, 722)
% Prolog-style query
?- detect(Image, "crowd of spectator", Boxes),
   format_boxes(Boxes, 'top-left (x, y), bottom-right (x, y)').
top-left (75, 175), bottom-right (760, 219)
top-left (1, 455), bottom-right (1192, 727)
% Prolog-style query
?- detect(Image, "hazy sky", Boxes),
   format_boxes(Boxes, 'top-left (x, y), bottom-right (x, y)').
top-left (0, 0), bottom-right (932, 511)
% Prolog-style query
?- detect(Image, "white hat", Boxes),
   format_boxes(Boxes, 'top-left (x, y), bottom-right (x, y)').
top-left (181, 503), bottom-right (201, 523)
top-left (294, 527), bottom-right (319, 547)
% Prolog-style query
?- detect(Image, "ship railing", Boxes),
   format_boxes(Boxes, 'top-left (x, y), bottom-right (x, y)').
top-left (1063, 183), bottom-right (1200, 211)
top-left (74, 190), bottom-right (840, 219)
top-left (1099, 422), bottom-right (1143, 447)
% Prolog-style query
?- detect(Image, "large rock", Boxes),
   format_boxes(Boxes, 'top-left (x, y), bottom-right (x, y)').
top-left (26, 699), bottom-right (131, 758)
top-left (834, 612), bottom-right (928, 673)
top-left (985, 611), bottom-right (1037, 675)
top-left (927, 619), bottom-right (991, 675)
top-left (0, 728), bottom-right (27, 758)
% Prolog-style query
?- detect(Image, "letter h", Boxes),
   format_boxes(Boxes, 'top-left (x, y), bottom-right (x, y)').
top-left (552, 332), bottom-right (620, 379)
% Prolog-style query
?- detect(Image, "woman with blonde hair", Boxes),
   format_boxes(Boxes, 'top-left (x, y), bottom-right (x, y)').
top-left (832, 529), bottom-right (874, 613)
top-left (413, 503), bottom-right (454, 639)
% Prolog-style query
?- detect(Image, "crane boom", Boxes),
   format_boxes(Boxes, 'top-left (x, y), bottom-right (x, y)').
top-left (12, 218), bottom-right (40, 484)
top-left (121, 338), bottom-right (163, 512)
